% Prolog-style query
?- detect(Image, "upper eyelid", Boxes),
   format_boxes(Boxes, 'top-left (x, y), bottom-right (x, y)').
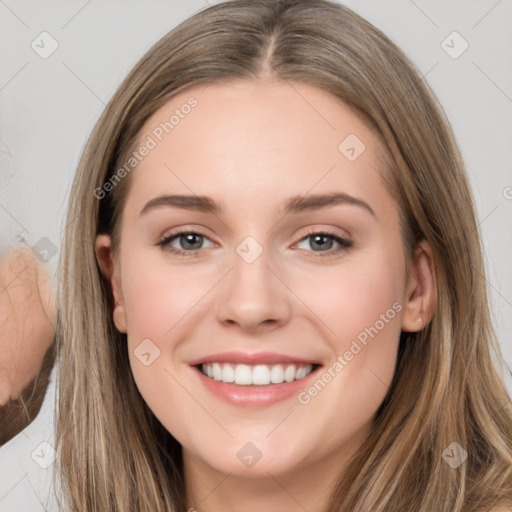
top-left (160, 227), bottom-right (215, 244)
top-left (161, 228), bottom-right (350, 248)
top-left (161, 231), bottom-right (351, 261)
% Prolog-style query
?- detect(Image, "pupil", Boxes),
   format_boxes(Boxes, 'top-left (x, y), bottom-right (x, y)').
top-left (178, 234), bottom-right (334, 252)
top-left (182, 234), bottom-right (202, 250)
top-left (311, 234), bottom-right (332, 251)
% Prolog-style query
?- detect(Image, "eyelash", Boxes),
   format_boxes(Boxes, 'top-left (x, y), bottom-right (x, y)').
top-left (157, 228), bottom-right (353, 258)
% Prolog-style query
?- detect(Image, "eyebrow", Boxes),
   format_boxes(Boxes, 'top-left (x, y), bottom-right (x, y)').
top-left (139, 192), bottom-right (375, 217)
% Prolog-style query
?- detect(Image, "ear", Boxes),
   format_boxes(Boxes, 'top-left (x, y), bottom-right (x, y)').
top-left (401, 240), bottom-right (437, 332)
top-left (95, 235), bottom-right (127, 333)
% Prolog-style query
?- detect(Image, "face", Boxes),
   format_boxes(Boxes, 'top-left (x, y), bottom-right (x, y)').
top-left (96, 79), bottom-right (433, 482)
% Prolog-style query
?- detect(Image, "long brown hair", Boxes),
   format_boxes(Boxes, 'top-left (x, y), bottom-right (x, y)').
top-left (55, 1), bottom-right (512, 510)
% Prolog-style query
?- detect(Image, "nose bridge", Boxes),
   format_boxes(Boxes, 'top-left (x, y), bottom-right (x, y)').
top-left (215, 234), bottom-right (291, 330)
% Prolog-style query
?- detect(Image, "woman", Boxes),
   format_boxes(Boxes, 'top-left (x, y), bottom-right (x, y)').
top-left (54, 0), bottom-right (512, 510)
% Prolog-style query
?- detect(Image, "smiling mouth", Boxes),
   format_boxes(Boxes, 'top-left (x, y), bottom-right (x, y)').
top-left (198, 362), bottom-right (318, 386)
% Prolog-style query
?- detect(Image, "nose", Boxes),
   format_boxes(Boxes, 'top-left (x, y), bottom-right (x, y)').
top-left (215, 244), bottom-right (292, 333)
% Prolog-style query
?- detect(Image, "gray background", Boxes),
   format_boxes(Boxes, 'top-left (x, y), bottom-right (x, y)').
top-left (0, 1), bottom-right (511, 509)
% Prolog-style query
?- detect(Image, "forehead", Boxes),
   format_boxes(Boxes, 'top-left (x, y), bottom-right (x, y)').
top-left (124, 79), bottom-right (393, 218)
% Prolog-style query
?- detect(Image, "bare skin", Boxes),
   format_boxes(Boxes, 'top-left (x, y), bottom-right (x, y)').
top-left (0, 248), bottom-right (55, 443)
top-left (96, 79), bottom-right (436, 511)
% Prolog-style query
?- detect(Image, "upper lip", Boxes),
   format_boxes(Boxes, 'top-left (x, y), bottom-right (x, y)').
top-left (189, 351), bottom-right (320, 366)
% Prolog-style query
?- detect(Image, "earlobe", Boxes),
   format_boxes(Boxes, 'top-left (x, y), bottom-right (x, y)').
top-left (401, 240), bottom-right (437, 333)
top-left (95, 235), bottom-right (127, 333)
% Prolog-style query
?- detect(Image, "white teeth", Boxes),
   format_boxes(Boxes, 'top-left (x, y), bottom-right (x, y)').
top-left (222, 363), bottom-right (235, 383)
top-left (212, 362), bottom-right (222, 381)
top-left (284, 364), bottom-right (295, 383)
top-left (252, 365), bottom-right (271, 385)
top-left (200, 362), bottom-right (314, 385)
top-left (234, 364), bottom-right (252, 385)
top-left (270, 364), bottom-right (285, 383)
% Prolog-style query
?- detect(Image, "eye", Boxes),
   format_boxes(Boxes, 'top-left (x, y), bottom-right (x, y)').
top-left (157, 228), bottom-right (353, 258)
top-left (157, 230), bottom-right (215, 256)
top-left (294, 229), bottom-right (353, 257)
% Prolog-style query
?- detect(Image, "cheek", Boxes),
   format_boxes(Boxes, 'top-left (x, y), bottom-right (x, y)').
top-left (120, 251), bottom-right (218, 405)
top-left (300, 255), bottom-right (404, 345)
top-left (120, 251), bottom-right (203, 427)
top-left (292, 248), bottom-right (405, 403)
top-left (121, 253), bottom-right (213, 340)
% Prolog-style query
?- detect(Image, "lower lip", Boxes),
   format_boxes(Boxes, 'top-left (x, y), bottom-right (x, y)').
top-left (192, 365), bottom-right (321, 408)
